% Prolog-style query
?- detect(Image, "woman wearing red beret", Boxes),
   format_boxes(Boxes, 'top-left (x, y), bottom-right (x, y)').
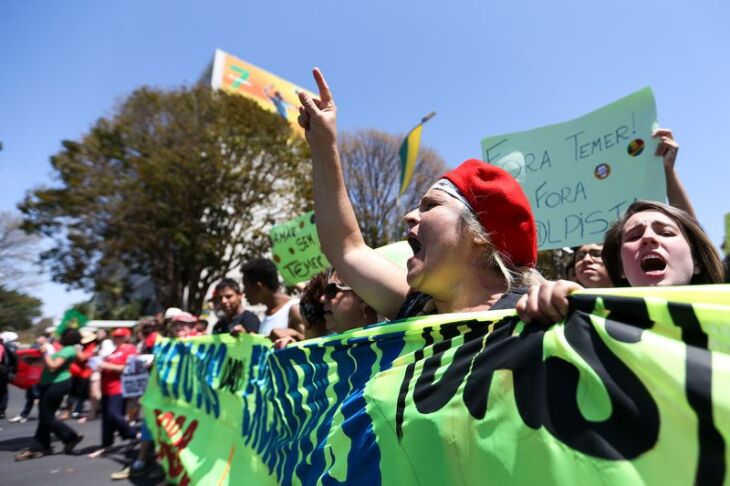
top-left (297, 69), bottom-right (542, 320)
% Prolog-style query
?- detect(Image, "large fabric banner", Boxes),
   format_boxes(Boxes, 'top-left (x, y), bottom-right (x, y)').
top-left (142, 285), bottom-right (730, 485)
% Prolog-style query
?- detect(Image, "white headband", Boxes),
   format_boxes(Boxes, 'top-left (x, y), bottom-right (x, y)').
top-left (429, 179), bottom-right (474, 213)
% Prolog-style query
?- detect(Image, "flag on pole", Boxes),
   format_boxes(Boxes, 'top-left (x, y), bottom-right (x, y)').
top-left (399, 125), bottom-right (424, 196)
top-left (399, 112), bottom-right (436, 196)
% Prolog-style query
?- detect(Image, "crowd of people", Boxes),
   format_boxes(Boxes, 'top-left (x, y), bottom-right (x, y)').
top-left (1, 67), bottom-right (728, 480)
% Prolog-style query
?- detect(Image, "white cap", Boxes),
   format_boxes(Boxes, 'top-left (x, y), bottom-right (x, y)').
top-left (164, 307), bottom-right (184, 320)
top-left (0, 331), bottom-right (19, 343)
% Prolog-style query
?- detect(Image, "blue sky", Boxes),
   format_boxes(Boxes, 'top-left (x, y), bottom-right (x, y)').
top-left (1, 0), bottom-right (728, 319)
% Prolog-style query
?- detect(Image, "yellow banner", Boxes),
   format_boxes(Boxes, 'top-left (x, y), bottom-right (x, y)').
top-left (210, 49), bottom-right (316, 135)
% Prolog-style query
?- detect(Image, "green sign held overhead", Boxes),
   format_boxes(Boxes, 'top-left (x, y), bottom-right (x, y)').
top-left (482, 87), bottom-right (665, 250)
top-left (270, 211), bottom-right (329, 285)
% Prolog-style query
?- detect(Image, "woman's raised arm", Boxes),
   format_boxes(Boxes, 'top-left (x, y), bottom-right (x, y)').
top-left (298, 68), bottom-right (410, 319)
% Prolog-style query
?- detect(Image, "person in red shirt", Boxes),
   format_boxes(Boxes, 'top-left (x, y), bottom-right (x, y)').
top-left (66, 329), bottom-right (97, 422)
top-left (88, 327), bottom-right (137, 458)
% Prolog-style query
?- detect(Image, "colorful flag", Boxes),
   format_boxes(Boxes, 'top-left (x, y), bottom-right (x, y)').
top-left (399, 124), bottom-right (424, 196)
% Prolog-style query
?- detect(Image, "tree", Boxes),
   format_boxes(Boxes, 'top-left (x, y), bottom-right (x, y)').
top-left (338, 129), bottom-right (446, 248)
top-left (20, 86), bottom-right (312, 313)
top-left (0, 285), bottom-right (42, 330)
top-left (0, 211), bottom-right (41, 290)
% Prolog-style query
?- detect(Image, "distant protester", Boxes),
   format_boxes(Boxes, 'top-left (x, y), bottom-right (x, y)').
top-left (15, 329), bottom-right (84, 461)
top-left (321, 270), bottom-right (378, 334)
top-left (210, 279), bottom-right (261, 335)
top-left (273, 271), bottom-right (330, 349)
top-left (242, 258), bottom-right (303, 337)
top-left (88, 327), bottom-right (138, 458)
top-left (572, 244), bottom-right (612, 288)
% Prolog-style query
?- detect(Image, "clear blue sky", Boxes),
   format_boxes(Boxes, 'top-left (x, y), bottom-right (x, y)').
top-left (1, 0), bottom-right (728, 320)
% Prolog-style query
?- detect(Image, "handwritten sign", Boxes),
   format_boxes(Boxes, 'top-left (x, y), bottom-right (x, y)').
top-left (122, 355), bottom-right (152, 398)
top-left (481, 87), bottom-right (665, 250)
top-left (270, 211), bottom-right (329, 285)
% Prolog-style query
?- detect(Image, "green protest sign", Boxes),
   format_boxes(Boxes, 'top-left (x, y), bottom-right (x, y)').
top-left (270, 211), bottom-right (329, 285)
top-left (374, 240), bottom-right (412, 269)
top-left (143, 285), bottom-right (730, 485)
top-left (482, 87), bottom-right (665, 250)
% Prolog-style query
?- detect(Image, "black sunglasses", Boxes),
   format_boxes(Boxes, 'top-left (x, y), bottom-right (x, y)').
top-left (576, 249), bottom-right (603, 261)
top-left (323, 282), bottom-right (353, 300)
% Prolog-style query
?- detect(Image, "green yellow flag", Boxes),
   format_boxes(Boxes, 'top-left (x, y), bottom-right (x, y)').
top-left (142, 285), bottom-right (730, 485)
top-left (399, 124), bottom-right (424, 196)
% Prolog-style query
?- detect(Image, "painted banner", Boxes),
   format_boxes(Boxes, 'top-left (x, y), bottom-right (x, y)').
top-left (142, 285), bottom-right (730, 485)
top-left (270, 211), bottom-right (328, 285)
top-left (481, 87), bottom-right (665, 250)
top-left (210, 49), bottom-right (316, 136)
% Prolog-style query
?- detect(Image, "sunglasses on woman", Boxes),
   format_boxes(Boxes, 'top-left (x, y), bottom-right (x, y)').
top-left (575, 249), bottom-right (602, 261)
top-left (323, 282), bottom-right (353, 300)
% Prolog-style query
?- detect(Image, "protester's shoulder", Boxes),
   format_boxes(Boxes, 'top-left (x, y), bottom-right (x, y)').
top-left (238, 310), bottom-right (261, 324)
top-left (491, 287), bottom-right (528, 310)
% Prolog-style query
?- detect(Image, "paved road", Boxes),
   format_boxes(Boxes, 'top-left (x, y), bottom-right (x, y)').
top-left (0, 385), bottom-right (165, 485)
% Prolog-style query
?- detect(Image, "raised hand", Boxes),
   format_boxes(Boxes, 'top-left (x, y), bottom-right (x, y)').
top-left (515, 279), bottom-right (583, 324)
top-left (298, 68), bottom-right (337, 152)
top-left (652, 128), bottom-right (679, 171)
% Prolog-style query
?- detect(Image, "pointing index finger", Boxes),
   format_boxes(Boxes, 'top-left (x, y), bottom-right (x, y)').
top-left (312, 67), bottom-right (333, 103)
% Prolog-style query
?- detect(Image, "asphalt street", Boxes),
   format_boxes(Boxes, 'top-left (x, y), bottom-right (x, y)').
top-left (0, 385), bottom-right (165, 485)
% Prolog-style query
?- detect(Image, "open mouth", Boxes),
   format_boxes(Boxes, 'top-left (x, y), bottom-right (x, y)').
top-left (640, 254), bottom-right (667, 272)
top-left (407, 235), bottom-right (422, 255)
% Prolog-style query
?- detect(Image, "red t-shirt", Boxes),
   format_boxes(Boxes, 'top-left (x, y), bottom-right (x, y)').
top-left (101, 343), bottom-right (137, 395)
top-left (70, 342), bottom-right (97, 379)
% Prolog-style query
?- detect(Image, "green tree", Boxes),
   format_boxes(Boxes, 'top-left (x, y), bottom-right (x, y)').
top-left (20, 86), bottom-right (311, 313)
top-left (0, 285), bottom-right (42, 330)
top-left (338, 129), bottom-right (446, 248)
top-left (0, 211), bottom-right (41, 290)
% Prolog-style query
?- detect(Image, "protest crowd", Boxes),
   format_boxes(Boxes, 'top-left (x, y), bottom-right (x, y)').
top-left (1, 68), bottom-right (728, 484)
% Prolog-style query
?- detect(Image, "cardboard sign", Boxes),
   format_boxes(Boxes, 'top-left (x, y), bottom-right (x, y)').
top-left (122, 354), bottom-right (152, 398)
top-left (270, 211), bottom-right (329, 285)
top-left (482, 87), bottom-right (665, 249)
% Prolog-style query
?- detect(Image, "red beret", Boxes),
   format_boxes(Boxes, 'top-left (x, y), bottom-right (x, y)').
top-left (442, 159), bottom-right (537, 267)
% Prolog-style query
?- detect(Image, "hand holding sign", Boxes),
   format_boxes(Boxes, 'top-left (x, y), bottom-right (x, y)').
top-left (298, 68), bottom-right (337, 153)
top-left (652, 128), bottom-right (679, 171)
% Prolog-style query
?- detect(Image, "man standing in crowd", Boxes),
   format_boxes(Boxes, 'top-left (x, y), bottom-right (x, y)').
top-left (211, 278), bottom-right (261, 335)
top-left (89, 327), bottom-right (138, 458)
top-left (242, 258), bottom-right (304, 338)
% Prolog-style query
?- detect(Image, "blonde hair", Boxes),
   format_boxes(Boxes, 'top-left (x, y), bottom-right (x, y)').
top-left (459, 207), bottom-right (544, 290)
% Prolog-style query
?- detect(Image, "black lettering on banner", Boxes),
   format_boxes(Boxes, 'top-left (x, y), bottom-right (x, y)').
top-left (668, 302), bottom-right (725, 486)
top-left (219, 357), bottom-right (246, 394)
top-left (397, 312), bottom-right (660, 460)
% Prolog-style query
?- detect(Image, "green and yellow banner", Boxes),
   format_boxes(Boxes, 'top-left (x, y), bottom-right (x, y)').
top-left (142, 285), bottom-right (730, 485)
